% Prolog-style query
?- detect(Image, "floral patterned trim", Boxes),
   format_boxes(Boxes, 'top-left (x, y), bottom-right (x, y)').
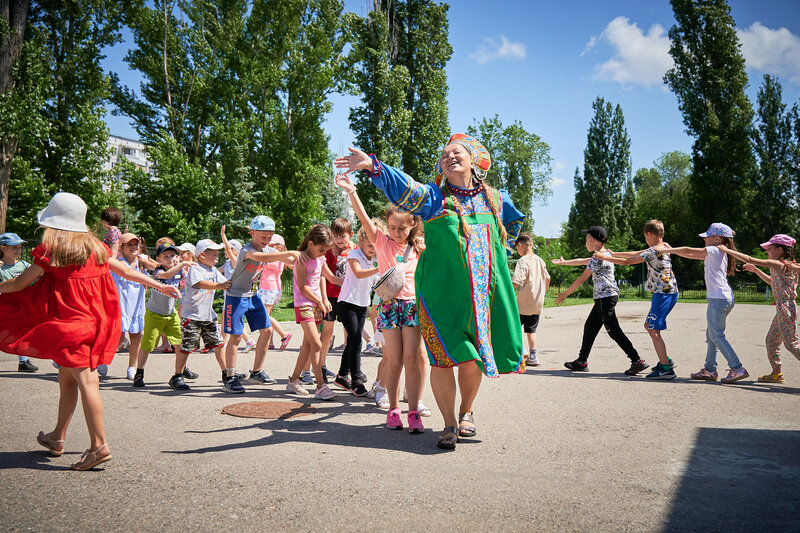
top-left (467, 224), bottom-right (498, 378)
top-left (419, 296), bottom-right (456, 367)
top-left (364, 154), bottom-right (382, 178)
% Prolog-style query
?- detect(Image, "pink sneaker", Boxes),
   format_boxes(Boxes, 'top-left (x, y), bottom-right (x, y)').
top-left (721, 367), bottom-right (749, 383)
top-left (690, 368), bottom-right (719, 381)
top-left (279, 333), bottom-right (292, 351)
top-left (387, 408), bottom-right (403, 430)
top-left (407, 410), bottom-right (424, 434)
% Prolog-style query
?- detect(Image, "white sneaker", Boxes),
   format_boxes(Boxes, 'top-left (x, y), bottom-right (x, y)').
top-left (526, 354), bottom-right (540, 366)
top-left (286, 377), bottom-right (309, 396)
top-left (418, 401), bottom-right (432, 417)
top-left (314, 384), bottom-right (337, 401)
top-left (367, 380), bottom-right (379, 399)
top-left (375, 387), bottom-right (389, 408)
top-left (126, 366), bottom-right (136, 380)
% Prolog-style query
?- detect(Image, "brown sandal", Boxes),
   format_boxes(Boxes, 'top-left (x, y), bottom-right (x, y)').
top-left (458, 412), bottom-right (476, 438)
top-left (70, 443), bottom-right (112, 471)
top-left (37, 431), bottom-right (65, 456)
top-left (438, 426), bottom-right (458, 449)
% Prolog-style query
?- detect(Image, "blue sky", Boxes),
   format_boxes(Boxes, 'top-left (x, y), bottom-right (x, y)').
top-left (104, 0), bottom-right (800, 237)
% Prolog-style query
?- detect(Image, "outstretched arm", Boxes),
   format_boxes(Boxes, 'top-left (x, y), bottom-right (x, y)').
top-left (594, 251), bottom-right (644, 266)
top-left (717, 245), bottom-right (783, 270)
top-left (109, 258), bottom-right (181, 298)
top-left (668, 246), bottom-right (707, 260)
top-left (552, 256), bottom-right (592, 267)
top-left (0, 264), bottom-right (44, 294)
top-left (335, 171), bottom-right (378, 243)
top-left (742, 263), bottom-right (772, 286)
top-left (554, 269), bottom-right (592, 305)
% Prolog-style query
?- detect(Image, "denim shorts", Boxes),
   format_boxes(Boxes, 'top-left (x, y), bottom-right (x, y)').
top-left (377, 298), bottom-right (418, 330)
top-left (646, 292), bottom-right (679, 331)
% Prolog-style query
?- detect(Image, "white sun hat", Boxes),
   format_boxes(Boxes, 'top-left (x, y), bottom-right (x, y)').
top-left (37, 192), bottom-right (88, 233)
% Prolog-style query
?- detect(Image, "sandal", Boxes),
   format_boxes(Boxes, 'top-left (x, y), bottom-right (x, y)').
top-left (36, 431), bottom-right (65, 456)
top-left (458, 411), bottom-right (476, 438)
top-left (70, 443), bottom-right (112, 471)
top-left (438, 426), bottom-right (458, 450)
top-left (758, 372), bottom-right (785, 383)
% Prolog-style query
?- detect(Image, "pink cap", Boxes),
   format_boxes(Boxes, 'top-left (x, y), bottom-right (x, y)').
top-left (761, 234), bottom-right (796, 249)
top-left (269, 234), bottom-right (285, 246)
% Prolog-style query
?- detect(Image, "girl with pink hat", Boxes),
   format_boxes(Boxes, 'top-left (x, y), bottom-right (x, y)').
top-left (717, 234), bottom-right (800, 383)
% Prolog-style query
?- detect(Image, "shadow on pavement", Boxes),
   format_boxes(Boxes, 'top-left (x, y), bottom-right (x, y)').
top-left (0, 450), bottom-right (77, 470)
top-left (663, 428), bottom-right (800, 532)
top-left (163, 402), bottom-right (446, 456)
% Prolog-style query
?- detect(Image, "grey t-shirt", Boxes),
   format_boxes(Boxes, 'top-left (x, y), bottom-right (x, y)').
top-left (182, 263), bottom-right (227, 321)
top-left (587, 250), bottom-right (620, 299)
top-left (227, 243), bottom-right (277, 298)
top-left (146, 266), bottom-right (185, 316)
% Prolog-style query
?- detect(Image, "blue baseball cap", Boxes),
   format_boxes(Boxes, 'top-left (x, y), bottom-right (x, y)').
top-left (156, 243), bottom-right (179, 257)
top-left (699, 223), bottom-right (734, 238)
top-left (249, 216), bottom-right (275, 231)
top-left (0, 233), bottom-right (26, 246)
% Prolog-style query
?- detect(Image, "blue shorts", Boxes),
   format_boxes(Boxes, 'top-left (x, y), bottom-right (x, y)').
top-left (646, 292), bottom-right (678, 331)
top-left (224, 294), bottom-right (271, 335)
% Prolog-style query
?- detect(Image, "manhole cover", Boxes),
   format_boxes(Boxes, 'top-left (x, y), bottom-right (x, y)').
top-left (221, 401), bottom-right (317, 419)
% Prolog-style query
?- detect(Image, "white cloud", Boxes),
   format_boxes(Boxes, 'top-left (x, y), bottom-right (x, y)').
top-left (553, 160), bottom-right (566, 171)
top-left (585, 16), bottom-right (673, 87)
top-left (550, 177), bottom-right (566, 188)
top-left (737, 22), bottom-right (800, 84)
top-left (469, 35), bottom-right (526, 64)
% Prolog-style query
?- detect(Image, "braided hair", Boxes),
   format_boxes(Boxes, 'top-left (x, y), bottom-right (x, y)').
top-left (440, 171), bottom-right (508, 248)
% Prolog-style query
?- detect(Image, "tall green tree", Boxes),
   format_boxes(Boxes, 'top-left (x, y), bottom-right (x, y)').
top-left (750, 74), bottom-right (795, 239)
top-left (346, 0), bottom-right (451, 217)
top-left (564, 97), bottom-right (633, 255)
top-left (665, 0), bottom-right (755, 247)
top-left (467, 114), bottom-right (553, 233)
top-left (6, 0), bottom-right (126, 236)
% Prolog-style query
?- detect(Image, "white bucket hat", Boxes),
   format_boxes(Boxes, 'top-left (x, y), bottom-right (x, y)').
top-left (37, 192), bottom-right (88, 233)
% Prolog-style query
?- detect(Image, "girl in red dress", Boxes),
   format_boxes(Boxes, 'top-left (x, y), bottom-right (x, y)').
top-left (0, 193), bottom-right (180, 470)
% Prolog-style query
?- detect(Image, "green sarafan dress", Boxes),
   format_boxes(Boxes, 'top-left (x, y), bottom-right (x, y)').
top-left (366, 156), bottom-right (524, 377)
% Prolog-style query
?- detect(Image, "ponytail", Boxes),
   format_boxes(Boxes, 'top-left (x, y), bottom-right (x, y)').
top-left (298, 224), bottom-right (332, 252)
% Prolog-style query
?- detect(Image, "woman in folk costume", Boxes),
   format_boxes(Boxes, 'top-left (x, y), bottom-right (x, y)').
top-left (335, 133), bottom-right (525, 449)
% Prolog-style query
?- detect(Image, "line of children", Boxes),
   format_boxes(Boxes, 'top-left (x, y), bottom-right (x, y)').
top-left (552, 226), bottom-right (649, 375)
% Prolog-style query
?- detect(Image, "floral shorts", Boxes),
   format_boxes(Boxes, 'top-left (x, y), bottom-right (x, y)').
top-left (258, 289), bottom-right (282, 307)
top-left (377, 298), bottom-right (419, 330)
top-left (295, 304), bottom-right (323, 324)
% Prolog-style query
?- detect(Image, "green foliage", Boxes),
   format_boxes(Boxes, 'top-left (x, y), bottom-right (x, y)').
top-left (466, 114), bottom-right (553, 233)
top-left (665, 0), bottom-right (755, 249)
top-left (750, 74), bottom-right (795, 238)
top-left (564, 97), bottom-right (633, 256)
top-left (346, 0), bottom-right (451, 218)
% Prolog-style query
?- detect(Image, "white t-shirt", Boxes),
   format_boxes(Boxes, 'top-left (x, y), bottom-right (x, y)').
top-left (338, 248), bottom-right (379, 308)
top-left (182, 263), bottom-right (228, 321)
top-left (704, 246), bottom-right (733, 300)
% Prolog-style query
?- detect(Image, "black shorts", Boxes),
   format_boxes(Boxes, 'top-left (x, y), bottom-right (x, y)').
top-left (323, 296), bottom-right (339, 322)
top-left (520, 313), bottom-right (540, 334)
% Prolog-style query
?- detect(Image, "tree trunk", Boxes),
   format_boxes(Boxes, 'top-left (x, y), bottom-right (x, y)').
top-left (0, 0), bottom-right (31, 233)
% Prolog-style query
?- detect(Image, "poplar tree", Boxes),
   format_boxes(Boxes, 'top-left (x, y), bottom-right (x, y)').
top-left (565, 97), bottom-right (633, 255)
top-left (750, 74), bottom-right (795, 238)
top-left (665, 0), bottom-right (754, 244)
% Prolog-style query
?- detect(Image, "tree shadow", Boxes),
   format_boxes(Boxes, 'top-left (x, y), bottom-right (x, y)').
top-left (663, 428), bottom-right (800, 532)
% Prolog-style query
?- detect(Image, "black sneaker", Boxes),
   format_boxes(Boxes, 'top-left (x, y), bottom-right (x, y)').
top-left (18, 359), bottom-right (38, 373)
top-left (564, 359), bottom-right (589, 372)
top-left (321, 366), bottom-right (334, 384)
top-left (133, 370), bottom-right (145, 388)
top-left (248, 369), bottom-right (277, 385)
top-left (221, 371), bottom-right (246, 383)
top-left (352, 382), bottom-right (369, 397)
top-left (182, 367), bottom-right (199, 380)
top-left (624, 359), bottom-right (650, 376)
top-left (168, 374), bottom-right (190, 390)
top-left (223, 376), bottom-right (245, 394)
top-left (333, 374), bottom-right (352, 391)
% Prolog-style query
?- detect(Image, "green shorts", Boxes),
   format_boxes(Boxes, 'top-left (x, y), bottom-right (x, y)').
top-left (141, 309), bottom-right (182, 353)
